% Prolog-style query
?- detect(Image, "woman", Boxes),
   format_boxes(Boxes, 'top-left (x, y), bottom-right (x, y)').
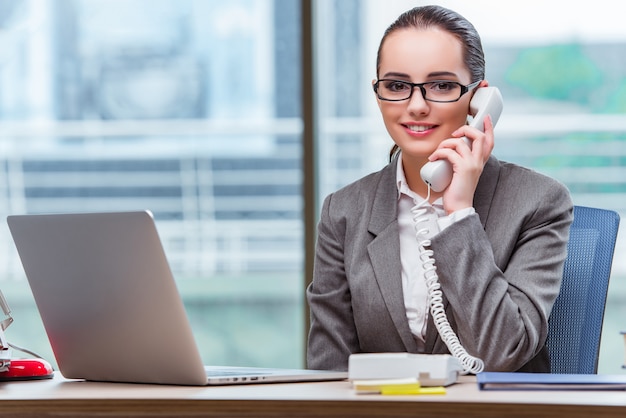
top-left (306, 5), bottom-right (573, 373)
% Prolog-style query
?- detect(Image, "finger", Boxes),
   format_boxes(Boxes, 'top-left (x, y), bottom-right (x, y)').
top-left (483, 115), bottom-right (495, 146)
top-left (481, 115), bottom-right (495, 159)
top-left (437, 136), bottom-right (473, 151)
top-left (433, 133), bottom-right (478, 163)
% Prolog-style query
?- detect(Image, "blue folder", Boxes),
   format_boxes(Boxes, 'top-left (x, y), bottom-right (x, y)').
top-left (477, 372), bottom-right (626, 391)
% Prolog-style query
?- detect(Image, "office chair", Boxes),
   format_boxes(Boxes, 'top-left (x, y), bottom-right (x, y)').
top-left (546, 205), bottom-right (620, 374)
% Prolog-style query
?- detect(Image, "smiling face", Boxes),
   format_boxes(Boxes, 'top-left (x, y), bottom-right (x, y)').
top-left (376, 27), bottom-right (474, 164)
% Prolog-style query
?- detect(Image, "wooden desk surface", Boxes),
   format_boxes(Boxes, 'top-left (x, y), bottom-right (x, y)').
top-left (0, 374), bottom-right (625, 417)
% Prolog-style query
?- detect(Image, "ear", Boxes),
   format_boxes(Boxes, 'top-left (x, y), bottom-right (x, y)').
top-left (372, 78), bottom-right (383, 110)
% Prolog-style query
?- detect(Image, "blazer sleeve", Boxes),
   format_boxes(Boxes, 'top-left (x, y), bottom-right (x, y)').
top-left (428, 168), bottom-right (573, 372)
top-left (306, 192), bottom-right (360, 371)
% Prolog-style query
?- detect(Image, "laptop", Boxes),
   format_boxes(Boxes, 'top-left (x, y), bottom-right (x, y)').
top-left (6, 210), bottom-right (347, 386)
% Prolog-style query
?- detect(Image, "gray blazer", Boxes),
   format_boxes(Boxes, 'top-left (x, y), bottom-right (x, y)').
top-left (306, 155), bottom-right (573, 372)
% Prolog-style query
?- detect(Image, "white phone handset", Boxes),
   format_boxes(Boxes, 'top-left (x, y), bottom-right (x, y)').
top-left (420, 86), bottom-right (504, 192)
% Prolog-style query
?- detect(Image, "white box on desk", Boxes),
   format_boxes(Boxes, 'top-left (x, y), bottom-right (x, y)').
top-left (348, 353), bottom-right (463, 387)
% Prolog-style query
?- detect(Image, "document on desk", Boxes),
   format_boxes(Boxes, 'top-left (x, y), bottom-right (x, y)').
top-left (477, 372), bottom-right (626, 391)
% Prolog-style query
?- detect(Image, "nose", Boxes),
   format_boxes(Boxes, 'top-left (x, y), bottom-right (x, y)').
top-left (406, 87), bottom-right (429, 116)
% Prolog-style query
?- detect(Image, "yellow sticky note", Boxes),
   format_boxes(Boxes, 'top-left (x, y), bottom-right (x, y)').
top-left (378, 382), bottom-right (422, 395)
top-left (353, 378), bottom-right (446, 395)
top-left (353, 377), bottom-right (419, 394)
top-left (382, 386), bottom-right (446, 395)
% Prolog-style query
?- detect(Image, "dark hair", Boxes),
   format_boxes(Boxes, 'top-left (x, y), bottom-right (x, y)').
top-left (377, 5), bottom-right (486, 161)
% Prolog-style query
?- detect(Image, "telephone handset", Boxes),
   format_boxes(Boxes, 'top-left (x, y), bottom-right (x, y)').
top-left (420, 86), bottom-right (504, 192)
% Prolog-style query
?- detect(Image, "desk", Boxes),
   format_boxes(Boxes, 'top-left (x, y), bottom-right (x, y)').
top-left (0, 374), bottom-right (624, 417)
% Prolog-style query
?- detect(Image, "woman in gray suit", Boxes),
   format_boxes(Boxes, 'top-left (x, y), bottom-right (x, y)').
top-left (306, 5), bottom-right (573, 373)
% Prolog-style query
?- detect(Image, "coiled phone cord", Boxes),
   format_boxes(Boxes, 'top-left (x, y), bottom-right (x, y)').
top-left (410, 193), bottom-right (485, 374)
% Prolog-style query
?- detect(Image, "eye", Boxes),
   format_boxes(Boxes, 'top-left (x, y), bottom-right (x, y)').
top-left (429, 81), bottom-right (457, 92)
top-left (384, 80), bottom-right (410, 92)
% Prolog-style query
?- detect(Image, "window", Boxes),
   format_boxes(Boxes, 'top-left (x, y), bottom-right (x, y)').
top-left (0, 0), bottom-right (304, 369)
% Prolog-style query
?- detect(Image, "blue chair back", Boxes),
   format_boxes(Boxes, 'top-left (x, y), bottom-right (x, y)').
top-left (546, 205), bottom-right (620, 374)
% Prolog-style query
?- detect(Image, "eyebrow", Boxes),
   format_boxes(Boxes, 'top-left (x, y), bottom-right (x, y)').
top-left (380, 71), bottom-right (459, 79)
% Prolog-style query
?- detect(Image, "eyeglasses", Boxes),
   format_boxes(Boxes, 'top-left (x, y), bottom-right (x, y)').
top-left (373, 79), bottom-right (481, 103)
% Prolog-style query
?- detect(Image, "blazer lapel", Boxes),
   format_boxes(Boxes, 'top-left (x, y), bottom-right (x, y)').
top-left (366, 161), bottom-right (419, 352)
top-left (473, 156), bottom-right (500, 227)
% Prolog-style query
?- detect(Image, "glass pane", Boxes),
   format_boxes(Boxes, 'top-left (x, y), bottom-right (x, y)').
top-left (315, 0), bottom-right (626, 373)
top-left (0, 0), bottom-right (304, 369)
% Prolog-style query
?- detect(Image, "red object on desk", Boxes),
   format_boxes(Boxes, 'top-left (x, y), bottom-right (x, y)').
top-left (0, 359), bottom-right (54, 381)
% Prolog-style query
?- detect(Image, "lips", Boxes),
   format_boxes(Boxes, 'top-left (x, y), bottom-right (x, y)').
top-left (403, 123), bottom-right (437, 135)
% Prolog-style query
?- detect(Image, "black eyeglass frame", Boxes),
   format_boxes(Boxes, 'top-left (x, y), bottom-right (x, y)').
top-left (373, 79), bottom-right (481, 103)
